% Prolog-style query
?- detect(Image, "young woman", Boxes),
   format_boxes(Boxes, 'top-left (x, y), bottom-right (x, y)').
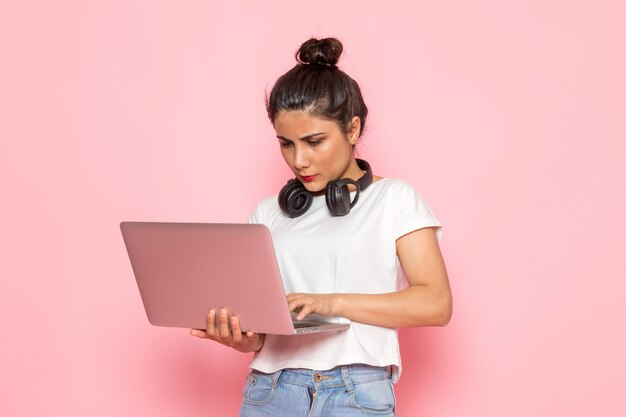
top-left (190, 37), bottom-right (452, 416)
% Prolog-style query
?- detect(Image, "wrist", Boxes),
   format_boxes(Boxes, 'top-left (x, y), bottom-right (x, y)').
top-left (331, 294), bottom-right (347, 317)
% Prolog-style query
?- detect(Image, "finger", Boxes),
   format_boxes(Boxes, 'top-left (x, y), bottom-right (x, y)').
top-left (190, 328), bottom-right (208, 338)
top-left (286, 293), bottom-right (308, 305)
top-left (230, 316), bottom-right (243, 343)
top-left (206, 309), bottom-right (217, 337)
top-left (219, 309), bottom-right (231, 339)
top-left (296, 303), bottom-right (316, 320)
top-left (286, 293), bottom-right (300, 302)
top-left (247, 331), bottom-right (261, 347)
top-left (287, 296), bottom-right (303, 312)
top-left (288, 296), bottom-right (310, 313)
top-left (296, 304), bottom-right (313, 320)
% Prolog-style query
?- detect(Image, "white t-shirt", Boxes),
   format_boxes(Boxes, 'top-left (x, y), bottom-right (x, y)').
top-left (247, 178), bottom-right (442, 383)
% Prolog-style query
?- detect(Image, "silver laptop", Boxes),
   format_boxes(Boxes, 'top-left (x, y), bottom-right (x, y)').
top-left (120, 222), bottom-right (350, 335)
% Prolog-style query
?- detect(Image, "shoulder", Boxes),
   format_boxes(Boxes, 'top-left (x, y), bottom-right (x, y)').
top-left (254, 194), bottom-right (280, 211)
top-left (366, 178), bottom-right (442, 240)
top-left (370, 178), bottom-right (439, 220)
top-left (248, 194), bottom-right (281, 225)
top-left (370, 177), bottom-right (421, 198)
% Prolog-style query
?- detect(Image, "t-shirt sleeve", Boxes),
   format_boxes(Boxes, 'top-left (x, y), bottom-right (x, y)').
top-left (247, 195), bottom-right (278, 226)
top-left (393, 182), bottom-right (443, 241)
top-left (247, 204), bottom-right (261, 224)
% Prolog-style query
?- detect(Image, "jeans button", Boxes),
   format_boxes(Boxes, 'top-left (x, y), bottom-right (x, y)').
top-left (314, 373), bottom-right (323, 383)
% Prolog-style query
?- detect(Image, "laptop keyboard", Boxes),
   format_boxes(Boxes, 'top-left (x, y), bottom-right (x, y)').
top-left (293, 321), bottom-right (320, 329)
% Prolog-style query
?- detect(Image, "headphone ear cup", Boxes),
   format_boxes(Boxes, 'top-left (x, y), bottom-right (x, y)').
top-left (325, 179), bottom-right (355, 217)
top-left (278, 179), bottom-right (313, 218)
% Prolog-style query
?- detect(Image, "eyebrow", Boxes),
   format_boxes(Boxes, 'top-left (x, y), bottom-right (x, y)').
top-left (276, 132), bottom-right (326, 141)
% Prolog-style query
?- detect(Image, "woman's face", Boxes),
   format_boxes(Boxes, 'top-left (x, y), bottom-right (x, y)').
top-left (274, 110), bottom-right (362, 193)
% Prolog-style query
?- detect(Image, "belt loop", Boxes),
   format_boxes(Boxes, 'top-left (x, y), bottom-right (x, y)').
top-left (271, 369), bottom-right (283, 388)
top-left (340, 366), bottom-right (355, 393)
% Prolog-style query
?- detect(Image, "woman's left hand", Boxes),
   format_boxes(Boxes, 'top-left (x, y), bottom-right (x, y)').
top-left (286, 293), bottom-right (340, 320)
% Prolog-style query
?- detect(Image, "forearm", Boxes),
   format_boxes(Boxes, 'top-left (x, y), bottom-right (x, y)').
top-left (333, 286), bottom-right (452, 328)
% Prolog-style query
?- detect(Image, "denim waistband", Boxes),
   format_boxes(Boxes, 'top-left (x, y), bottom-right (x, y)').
top-left (251, 364), bottom-right (392, 391)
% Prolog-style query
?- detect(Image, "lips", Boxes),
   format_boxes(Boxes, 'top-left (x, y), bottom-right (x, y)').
top-left (300, 175), bottom-right (316, 182)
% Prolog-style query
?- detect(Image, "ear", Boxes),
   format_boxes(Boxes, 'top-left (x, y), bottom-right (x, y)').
top-left (346, 116), bottom-right (361, 145)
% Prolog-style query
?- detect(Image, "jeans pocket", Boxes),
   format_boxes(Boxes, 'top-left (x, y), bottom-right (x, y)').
top-left (242, 372), bottom-right (277, 405)
top-left (351, 378), bottom-right (396, 415)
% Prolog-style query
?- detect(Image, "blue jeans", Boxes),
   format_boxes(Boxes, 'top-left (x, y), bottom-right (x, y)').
top-left (238, 364), bottom-right (396, 416)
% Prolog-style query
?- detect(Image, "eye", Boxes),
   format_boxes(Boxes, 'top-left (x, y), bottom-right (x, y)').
top-left (278, 140), bottom-right (293, 148)
top-left (307, 139), bottom-right (322, 147)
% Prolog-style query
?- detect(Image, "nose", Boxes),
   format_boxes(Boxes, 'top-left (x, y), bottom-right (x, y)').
top-left (293, 145), bottom-right (310, 170)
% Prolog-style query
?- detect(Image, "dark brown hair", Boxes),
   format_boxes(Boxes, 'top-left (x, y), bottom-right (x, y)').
top-left (266, 38), bottom-right (368, 138)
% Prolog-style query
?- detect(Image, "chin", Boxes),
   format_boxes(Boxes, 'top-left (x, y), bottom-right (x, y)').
top-left (302, 181), bottom-right (326, 194)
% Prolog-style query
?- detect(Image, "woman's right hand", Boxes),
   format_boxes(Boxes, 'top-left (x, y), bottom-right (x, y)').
top-left (190, 308), bottom-right (265, 353)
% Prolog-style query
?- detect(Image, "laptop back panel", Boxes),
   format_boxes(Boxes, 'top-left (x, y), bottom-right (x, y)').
top-left (121, 222), bottom-right (297, 335)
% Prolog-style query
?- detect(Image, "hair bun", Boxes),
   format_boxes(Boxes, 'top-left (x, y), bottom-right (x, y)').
top-left (296, 38), bottom-right (343, 66)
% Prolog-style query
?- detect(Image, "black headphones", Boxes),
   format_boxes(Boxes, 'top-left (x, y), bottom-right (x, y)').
top-left (278, 159), bottom-right (373, 218)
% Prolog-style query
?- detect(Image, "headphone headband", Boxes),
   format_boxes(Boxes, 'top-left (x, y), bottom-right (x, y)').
top-left (353, 159), bottom-right (373, 192)
top-left (278, 158), bottom-right (373, 218)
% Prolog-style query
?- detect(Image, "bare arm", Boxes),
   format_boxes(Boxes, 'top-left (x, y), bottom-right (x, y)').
top-left (287, 227), bottom-right (452, 328)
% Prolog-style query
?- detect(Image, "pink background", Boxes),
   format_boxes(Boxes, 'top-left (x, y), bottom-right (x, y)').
top-left (2, 1), bottom-right (625, 415)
